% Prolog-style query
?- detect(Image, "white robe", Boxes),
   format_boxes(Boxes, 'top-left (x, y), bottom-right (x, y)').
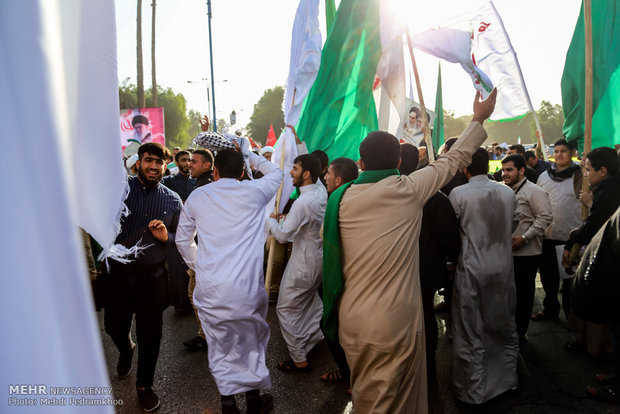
top-left (448, 175), bottom-right (520, 404)
top-left (266, 182), bottom-right (327, 363)
top-left (176, 152), bottom-right (283, 395)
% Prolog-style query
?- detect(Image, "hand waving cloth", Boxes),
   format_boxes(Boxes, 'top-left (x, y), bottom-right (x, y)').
top-left (322, 169), bottom-right (400, 342)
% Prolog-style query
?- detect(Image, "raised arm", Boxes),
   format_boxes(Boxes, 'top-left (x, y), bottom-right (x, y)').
top-left (408, 89), bottom-right (497, 204)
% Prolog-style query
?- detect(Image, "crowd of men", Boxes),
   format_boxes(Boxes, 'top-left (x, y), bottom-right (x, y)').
top-left (93, 89), bottom-right (620, 413)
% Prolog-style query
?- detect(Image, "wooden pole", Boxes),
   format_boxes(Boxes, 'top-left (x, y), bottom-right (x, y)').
top-left (582, 0), bottom-right (593, 219)
top-left (264, 91), bottom-right (295, 293)
top-left (406, 30), bottom-right (435, 162)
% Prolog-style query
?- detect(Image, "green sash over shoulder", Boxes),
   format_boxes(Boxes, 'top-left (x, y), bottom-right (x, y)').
top-left (322, 169), bottom-right (400, 342)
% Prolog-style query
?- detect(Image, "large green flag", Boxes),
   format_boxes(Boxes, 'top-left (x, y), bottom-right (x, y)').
top-left (325, 0), bottom-right (336, 36)
top-left (296, 0), bottom-right (382, 161)
top-left (432, 63), bottom-right (444, 151)
top-left (561, 0), bottom-right (620, 151)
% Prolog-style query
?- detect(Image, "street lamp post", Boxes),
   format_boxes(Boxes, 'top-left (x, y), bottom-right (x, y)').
top-left (207, 0), bottom-right (217, 131)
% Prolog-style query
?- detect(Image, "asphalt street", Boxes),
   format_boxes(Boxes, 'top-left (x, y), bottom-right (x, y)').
top-left (98, 278), bottom-right (619, 413)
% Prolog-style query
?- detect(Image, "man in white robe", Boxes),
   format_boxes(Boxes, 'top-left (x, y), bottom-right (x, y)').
top-left (448, 148), bottom-right (520, 404)
top-left (266, 154), bottom-right (327, 371)
top-left (176, 149), bottom-right (283, 414)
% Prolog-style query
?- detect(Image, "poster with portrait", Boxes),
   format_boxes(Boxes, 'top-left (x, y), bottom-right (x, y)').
top-left (395, 99), bottom-right (435, 147)
top-left (120, 107), bottom-right (165, 156)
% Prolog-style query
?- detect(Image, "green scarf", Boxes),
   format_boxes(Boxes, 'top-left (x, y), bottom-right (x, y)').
top-left (321, 169), bottom-right (400, 342)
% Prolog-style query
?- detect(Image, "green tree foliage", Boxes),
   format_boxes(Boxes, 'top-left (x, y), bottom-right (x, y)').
top-left (247, 86), bottom-right (285, 145)
top-left (119, 81), bottom-right (193, 149)
top-left (535, 100), bottom-right (564, 143)
top-left (443, 110), bottom-right (468, 140)
top-left (187, 109), bottom-right (203, 140)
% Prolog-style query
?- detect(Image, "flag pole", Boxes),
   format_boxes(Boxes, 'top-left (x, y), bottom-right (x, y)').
top-left (406, 29), bottom-right (435, 162)
top-left (265, 92), bottom-right (295, 294)
top-left (581, 0), bottom-right (593, 219)
top-left (488, 0), bottom-right (548, 160)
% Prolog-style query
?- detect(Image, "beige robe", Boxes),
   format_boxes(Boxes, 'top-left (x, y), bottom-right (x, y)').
top-left (337, 122), bottom-right (487, 414)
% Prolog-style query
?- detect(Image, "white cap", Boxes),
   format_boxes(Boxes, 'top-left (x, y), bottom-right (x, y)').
top-left (125, 154), bottom-right (139, 169)
top-left (260, 146), bottom-right (274, 156)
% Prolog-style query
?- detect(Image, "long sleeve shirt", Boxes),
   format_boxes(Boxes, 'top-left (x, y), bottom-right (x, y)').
top-left (162, 173), bottom-right (196, 202)
top-left (115, 176), bottom-right (183, 266)
top-left (510, 177), bottom-right (553, 256)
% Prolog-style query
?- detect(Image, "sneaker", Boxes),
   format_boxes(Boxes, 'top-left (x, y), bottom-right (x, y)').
top-left (137, 386), bottom-right (160, 412)
top-left (117, 344), bottom-right (135, 379)
top-left (183, 335), bottom-right (207, 351)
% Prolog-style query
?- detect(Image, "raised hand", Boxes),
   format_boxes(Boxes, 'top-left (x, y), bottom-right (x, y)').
top-left (472, 88), bottom-right (497, 124)
top-left (199, 115), bottom-right (210, 132)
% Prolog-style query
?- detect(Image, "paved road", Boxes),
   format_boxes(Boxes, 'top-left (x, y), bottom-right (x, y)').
top-left (98, 280), bottom-right (618, 413)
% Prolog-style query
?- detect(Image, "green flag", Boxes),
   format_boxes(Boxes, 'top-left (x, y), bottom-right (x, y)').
top-left (296, 0), bottom-right (382, 161)
top-left (561, 0), bottom-right (620, 151)
top-left (432, 63), bottom-right (444, 151)
top-left (325, 0), bottom-right (336, 36)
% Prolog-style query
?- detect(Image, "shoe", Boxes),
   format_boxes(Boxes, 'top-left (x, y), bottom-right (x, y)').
top-left (137, 386), bottom-right (160, 412)
top-left (246, 393), bottom-right (274, 414)
top-left (117, 344), bottom-right (135, 379)
top-left (183, 335), bottom-right (207, 351)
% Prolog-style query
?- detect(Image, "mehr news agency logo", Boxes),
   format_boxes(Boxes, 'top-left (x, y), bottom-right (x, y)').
top-left (8, 384), bottom-right (123, 407)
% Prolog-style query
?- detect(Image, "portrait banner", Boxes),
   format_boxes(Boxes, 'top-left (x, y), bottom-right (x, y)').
top-left (120, 107), bottom-right (165, 156)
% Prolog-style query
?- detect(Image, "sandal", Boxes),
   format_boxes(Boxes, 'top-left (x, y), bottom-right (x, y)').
top-left (320, 369), bottom-right (346, 383)
top-left (277, 358), bottom-right (311, 373)
top-left (586, 384), bottom-right (619, 404)
top-left (564, 340), bottom-right (587, 352)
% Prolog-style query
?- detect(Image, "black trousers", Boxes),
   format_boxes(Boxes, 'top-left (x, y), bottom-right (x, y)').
top-left (514, 255), bottom-right (541, 336)
top-left (103, 262), bottom-right (168, 387)
top-left (539, 239), bottom-right (572, 318)
top-left (421, 287), bottom-right (438, 371)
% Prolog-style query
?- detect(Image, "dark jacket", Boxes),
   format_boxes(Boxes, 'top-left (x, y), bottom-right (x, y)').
top-left (419, 191), bottom-right (461, 292)
top-left (566, 173), bottom-right (620, 250)
top-left (195, 170), bottom-right (214, 189)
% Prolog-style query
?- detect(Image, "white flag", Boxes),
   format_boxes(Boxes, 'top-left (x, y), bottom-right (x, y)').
top-left (412, 0), bottom-right (531, 122)
top-left (0, 0), bottom-right (124, 411)
top-left (272, 0), bottom-right (322, 213)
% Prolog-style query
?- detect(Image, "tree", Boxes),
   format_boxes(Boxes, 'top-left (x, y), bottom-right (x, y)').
top-left (136, 0), bottom-right (145, 107)
top-left (247, 86), bottom-right (285, 145)
top-left (535, 100), bottom-right (564, 144)
top-left (187, 109), bottom-right (203, 140)
top-left (151, 0), bottom-right (157, 107)
top-left (443, 110), bottom-right (468, 140)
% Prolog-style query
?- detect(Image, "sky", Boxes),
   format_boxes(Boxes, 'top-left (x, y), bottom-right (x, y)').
top-left (115, 0), bottom-right (582, 132)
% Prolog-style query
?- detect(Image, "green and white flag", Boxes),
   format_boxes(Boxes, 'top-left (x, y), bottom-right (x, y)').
top-left (412, 0), bottom-right (533, 122)
top-left (296, 0), bottom-right (406, 160)
top-left (561, 0), bottom-right (620, 150)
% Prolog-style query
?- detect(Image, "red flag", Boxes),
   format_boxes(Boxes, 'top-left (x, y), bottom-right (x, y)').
top-left (266, 124), bottom-right (277, 147)
top-left (248, 137), bottom-right (260, 149)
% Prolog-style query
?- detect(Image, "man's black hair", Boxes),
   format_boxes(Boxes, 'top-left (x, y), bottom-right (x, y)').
top-left (502, 153), bottom-right (526, 171)
top-left (444, 137), bottom-right (459, 152)
top-left (587, 147), bottom-right (620, 175)
top-left (553, 138), bottom-right (576, 152)
top-left (330, 157), bottom-right (359, 184)
top-left (359, 131), bottom-right (400, 170)
top-left (466, 147), bottom-right (489, 176)
top-left (524, 150), bottom-right (537, 161)
top-left (294, 154), bottom-right (321, 183)
top-left (311, 150), bottom-right (329, 173)
top-left (193, 149), bottom-right (214, 166)
top-left (508, 144), bottom-right (526, 155)
top-left (138, 142), bottom-right (170, 160)
top-left (214, 149), bottom-right (244, 179)
top-left (174, 150), bottom-right (190, 163)
top-left (398, 143), bottom-right (419, 175)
